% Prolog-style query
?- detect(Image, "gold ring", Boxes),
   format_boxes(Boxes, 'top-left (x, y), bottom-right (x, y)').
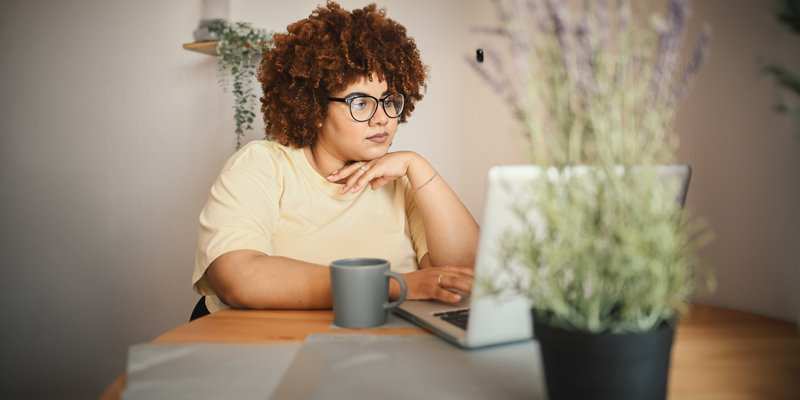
top-left (438, 275), bottom-right (443, 287)
top-left (359, 162), bottom-right (366, 171)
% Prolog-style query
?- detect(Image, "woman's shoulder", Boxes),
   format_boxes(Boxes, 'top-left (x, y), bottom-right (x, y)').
top-left (222, 140), bottom-right (298, 172)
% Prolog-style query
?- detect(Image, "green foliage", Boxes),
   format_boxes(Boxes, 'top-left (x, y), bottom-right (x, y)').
top-left (216, 20), bottom-right (274, 150)
top-left (762, 0), bottom-right (800, 141)
top-left (495, 167), bottom-right (714, 333)
top-left (777, 0), bottom-right (800, 35)
top-left (471, 0), bottom-right (714, 333)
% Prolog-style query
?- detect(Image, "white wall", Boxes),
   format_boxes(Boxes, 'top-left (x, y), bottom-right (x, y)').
top-left (0, 1), bottom-right (797, 399)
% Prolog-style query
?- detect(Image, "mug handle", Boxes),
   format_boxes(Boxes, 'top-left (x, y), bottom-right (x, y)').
top-left (383, 271), bottom-right (407, 310)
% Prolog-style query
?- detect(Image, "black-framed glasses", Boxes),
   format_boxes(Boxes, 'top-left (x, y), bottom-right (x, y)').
top-left (327, 93), bottom-right (405, 122)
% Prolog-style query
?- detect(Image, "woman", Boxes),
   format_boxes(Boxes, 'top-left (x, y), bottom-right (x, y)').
top-left (192, 1), bottom-right (479, 314)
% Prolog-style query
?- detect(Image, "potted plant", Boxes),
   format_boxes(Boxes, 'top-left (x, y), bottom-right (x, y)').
top-left (216, 20), bottom-right (274, 149)
top-left (468, 0), bottom-right (714, 399)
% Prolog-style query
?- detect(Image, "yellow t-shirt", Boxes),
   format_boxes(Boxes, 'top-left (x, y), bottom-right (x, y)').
top-left (193, 140), bottom-right (428, 312)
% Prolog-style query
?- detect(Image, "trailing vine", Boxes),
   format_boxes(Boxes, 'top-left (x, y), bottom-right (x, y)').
top-left (216, 20), bottom-right (274, 149)
top-left (762, 0), bottom-right (800, 141)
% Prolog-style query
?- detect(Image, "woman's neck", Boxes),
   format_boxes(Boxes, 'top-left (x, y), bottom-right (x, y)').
top-left (306, 143), bottom-right (345, 178)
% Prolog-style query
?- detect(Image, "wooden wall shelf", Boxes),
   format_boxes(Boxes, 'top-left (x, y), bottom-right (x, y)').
top-left (183, 41), bottom-right (218, 56)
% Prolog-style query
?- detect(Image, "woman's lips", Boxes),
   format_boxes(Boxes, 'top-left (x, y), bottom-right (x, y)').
top-left (367, 133), bottom-right (388, 143)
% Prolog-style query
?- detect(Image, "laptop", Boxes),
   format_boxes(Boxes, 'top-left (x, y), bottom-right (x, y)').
top-left (393, 164), bottom-right (692, 349)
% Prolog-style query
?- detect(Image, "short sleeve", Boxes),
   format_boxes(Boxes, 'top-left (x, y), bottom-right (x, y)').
top-left (404, 178), bottom-right (428, 265)
top-left (192, 150), bottom-right (282, 296)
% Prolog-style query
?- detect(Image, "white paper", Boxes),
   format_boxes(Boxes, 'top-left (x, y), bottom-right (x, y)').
top-left (271, 334), bottom-right (545, 400)
top-left (122, 342), bottom-right (301, 400)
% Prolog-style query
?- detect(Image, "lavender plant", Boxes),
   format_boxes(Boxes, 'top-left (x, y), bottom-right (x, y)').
top-left (469, 0), bottom-right (713, 333)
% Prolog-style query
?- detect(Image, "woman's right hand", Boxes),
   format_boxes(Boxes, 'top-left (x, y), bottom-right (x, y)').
top-left (390, 265), bottom-right (474, 303)
top-left (327, 151), bottom-right (417, 194)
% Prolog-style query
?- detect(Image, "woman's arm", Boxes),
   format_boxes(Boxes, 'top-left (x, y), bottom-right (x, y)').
top-left (331, 151), bottom-right (480, 270)
top-left (405, 155), bottom-right (480, 269)
top-left (206, 250), bottom-right (333, 309)
top-left (206, 249), bottom-right (475, 309)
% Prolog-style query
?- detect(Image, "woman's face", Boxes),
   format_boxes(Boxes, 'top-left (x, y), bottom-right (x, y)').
top-left (316, 73), bottom-right (398, 163)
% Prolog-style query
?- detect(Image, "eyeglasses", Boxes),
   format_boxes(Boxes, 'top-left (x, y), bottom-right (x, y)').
top-left (327, 93), bottom-right (405, 122)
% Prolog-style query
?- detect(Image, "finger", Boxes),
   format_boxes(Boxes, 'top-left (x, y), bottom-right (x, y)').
top-left (351, 167), bottom-right (379, 193)
top-left (338, 166), bottom-right (368, 194)
top-left (440, 265), bottom-right (475, 277)
top-left (370, 176), bottom-right (390, 190)
top-left (439, 274), bottom-right (473, 293)
top-left (328, 162), bottom-right (363, 182)
top-left (347, 169), bottom-right (374, 194)
top-left (326, 169), bottom-right (342, 181)
top-left (430, 286), bottom-right (463, 303)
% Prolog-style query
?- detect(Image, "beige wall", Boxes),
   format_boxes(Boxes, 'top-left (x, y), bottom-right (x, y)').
top-left (458, 0), bottom-right (800, 324)
top-left (463, 0), bottom-right (800, 325)
top-left (0, 0), bottom-right (797, 398)
top-left (674, 0), bottom-right (800, 323)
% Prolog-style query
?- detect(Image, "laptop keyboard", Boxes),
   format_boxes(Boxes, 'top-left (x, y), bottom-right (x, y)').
top-left (433, 309), bottom-right (470, 330)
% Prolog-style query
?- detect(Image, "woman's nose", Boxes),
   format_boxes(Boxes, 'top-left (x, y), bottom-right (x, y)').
top-left (369, 105), bottom-right (390, 125)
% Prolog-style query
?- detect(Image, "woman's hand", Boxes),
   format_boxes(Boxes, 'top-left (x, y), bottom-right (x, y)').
top-left (389, 265), bottom-right (474, 303)
top-left (327, 151), bottom-right (419, 194)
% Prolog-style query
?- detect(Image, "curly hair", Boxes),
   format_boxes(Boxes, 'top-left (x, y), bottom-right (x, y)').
top-left (257, 1), bottom-right (429, 148)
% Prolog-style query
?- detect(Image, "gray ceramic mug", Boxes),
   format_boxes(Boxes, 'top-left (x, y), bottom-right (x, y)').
top-left (330, 258), bottom-right (408, 328)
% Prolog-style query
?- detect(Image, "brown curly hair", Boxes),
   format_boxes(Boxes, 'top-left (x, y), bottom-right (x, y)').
top-left (257, 1), bottom-right (428, 148)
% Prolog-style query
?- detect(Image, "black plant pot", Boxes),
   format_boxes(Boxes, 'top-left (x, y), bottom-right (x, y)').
top-left (534, 315), bottom-right (676, 400)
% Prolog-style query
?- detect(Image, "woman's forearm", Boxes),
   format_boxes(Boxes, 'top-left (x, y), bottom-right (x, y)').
top-left (205, 249), bottom-right (333, 309)
top-left (406, 154), bottom-right (480, 269)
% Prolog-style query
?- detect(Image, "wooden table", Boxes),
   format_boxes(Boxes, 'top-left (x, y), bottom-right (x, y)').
top-left (100, 303), bottom-right (800, 400)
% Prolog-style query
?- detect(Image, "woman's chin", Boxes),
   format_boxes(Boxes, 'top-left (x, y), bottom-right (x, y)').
top-left (361, 145), bottom-right (390, 160)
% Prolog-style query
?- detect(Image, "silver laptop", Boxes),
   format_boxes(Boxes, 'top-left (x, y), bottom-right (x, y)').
top-left (393, 164), bottom-right (692, 349)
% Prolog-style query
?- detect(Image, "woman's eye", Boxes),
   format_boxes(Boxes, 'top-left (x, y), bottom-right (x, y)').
top-left (385, 98), bottom-right (400, 109)
top-left (351, 98), bottom-right (368, 110)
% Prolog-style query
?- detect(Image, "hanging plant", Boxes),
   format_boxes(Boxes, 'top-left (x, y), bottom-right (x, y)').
top-left (761, 0), bottom-right (800, 141)
top-left (216, 20), bottom-right (274, 150)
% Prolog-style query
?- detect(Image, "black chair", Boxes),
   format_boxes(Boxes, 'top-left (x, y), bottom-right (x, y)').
top-left (190, 296), bottom-right (210, 321)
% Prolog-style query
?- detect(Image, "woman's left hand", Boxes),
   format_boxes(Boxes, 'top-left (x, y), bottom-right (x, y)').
top-left (389, 265), bottom-right (474, 303)
top-left (327, 151), bottom-right (419, 194)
